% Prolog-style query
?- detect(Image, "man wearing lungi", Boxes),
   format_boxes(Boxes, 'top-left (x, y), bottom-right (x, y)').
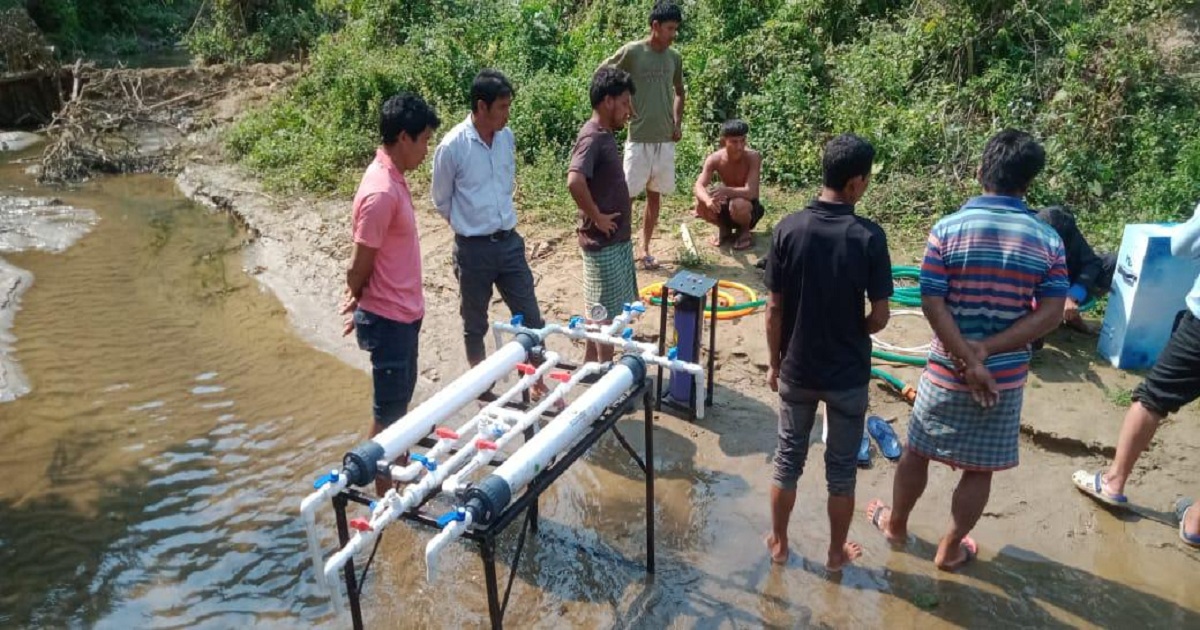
top-left (866, 130), bottom-right (1069, 570)
top-left (567, 66), bottom-right (638, 363)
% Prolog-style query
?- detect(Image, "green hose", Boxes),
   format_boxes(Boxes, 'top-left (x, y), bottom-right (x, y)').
top-left (890, 266), bottom-right (923, 307)
top-left (872, 349), bottom-right (927, 366)
top-left (870, 367), bottom-right (906, 390)
top-left (890, 264), bottom-right (1096, 311)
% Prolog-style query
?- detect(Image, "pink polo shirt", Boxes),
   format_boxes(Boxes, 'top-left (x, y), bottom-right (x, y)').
top-left (352, 148), bottom-right (424, 323)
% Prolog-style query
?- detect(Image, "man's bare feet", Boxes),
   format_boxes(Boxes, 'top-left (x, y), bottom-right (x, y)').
top-left (865, 499), bottom-right (907, 545)
top-left (765, 532), bottom-right (789, 564)
top-left (934, 536), bottom-right (978, 572)
top-left (826, 541), bottom-right (863, 572)
top-left (711, 227), bottom-right (732, 247)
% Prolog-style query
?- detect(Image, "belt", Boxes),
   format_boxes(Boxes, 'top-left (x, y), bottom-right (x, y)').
top-left (456, 229), bottom-right (515, 243)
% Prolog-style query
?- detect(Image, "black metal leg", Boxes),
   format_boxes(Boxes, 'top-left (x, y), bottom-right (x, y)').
top-left (334, 494), bottom-right (365, 630)
top-left (690, 297), bottom-right (703, 422)
top-left (643, 388), bottom-right (656, 576)
top-left (524, 425), bottom-right (539, 534)
top-left (482, 536), bottom-right (502, 630)
top-left (656, 289), bottom-right (668, 410)
top-left (707, 285), bottom-right (718, 407)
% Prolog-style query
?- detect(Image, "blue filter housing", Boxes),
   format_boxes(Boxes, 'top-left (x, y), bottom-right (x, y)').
top-left (1098, 223), bottom-right (1200, 369)
top-left (668, 295), bottom-right (702, 402)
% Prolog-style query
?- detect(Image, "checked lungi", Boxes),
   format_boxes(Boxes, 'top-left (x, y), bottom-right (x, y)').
top-left (906, 373), bottom-right (1026, 471)
top-left (581, 240), bottom-right (638, 321)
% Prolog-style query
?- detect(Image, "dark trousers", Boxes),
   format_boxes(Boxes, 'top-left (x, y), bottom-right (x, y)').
top-left (1133, 310), bottom-right (1200, 417)
top-left (354, 309), bottom-right (421, 427)
top-left (453, 231), bottom-right (544, 364)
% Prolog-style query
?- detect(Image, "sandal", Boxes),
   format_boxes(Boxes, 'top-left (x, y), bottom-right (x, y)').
top-left (1175, 498), bottom-right (1200, 547)
top-left (1071, 470), bottom-right (1129, 507)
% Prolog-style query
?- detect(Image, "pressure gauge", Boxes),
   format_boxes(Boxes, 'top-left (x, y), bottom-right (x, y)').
top-left (588, 303), bottom-right (608, 322)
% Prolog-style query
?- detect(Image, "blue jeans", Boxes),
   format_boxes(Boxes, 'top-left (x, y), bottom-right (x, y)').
top-left (354, 308), bottom-right (421, 427)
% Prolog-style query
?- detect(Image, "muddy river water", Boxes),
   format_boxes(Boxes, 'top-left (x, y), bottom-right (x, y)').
top-left (1, 142), bottom-right (1199, 629)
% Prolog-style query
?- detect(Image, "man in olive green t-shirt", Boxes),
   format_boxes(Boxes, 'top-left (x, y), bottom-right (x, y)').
top-left (601, 1), bottom-right (685, 270)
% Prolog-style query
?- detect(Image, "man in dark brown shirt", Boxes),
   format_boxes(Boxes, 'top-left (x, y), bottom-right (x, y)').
top-left (567, 66), bottom-right (638, 362)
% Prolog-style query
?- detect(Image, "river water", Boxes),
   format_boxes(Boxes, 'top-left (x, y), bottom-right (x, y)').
top-left (2, 143), bottom-right (1199, 629)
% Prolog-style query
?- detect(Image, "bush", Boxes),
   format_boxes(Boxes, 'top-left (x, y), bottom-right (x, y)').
top-left (225, 0), bottom-right (1200, 246)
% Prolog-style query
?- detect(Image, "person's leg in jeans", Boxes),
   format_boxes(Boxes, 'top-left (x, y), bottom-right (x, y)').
top-left (823, 386), bottom-right (868, 570)
top-left (1101, 311), bottom-right (1200, 497)
top-left (356, 310), bottom-right (422, 496)
top-left (454, 240), bottom-right (500, 366)
top-left (767, 381), bottom-right (818, 564)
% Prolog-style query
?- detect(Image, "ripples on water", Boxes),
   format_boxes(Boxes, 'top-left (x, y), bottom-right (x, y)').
top-left (0, 172), bottom-right (365, 628)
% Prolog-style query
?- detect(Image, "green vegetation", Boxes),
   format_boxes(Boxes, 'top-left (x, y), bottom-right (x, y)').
top-left (222, 0), bottom-right (1200, 247)
top-left (1, 0), bottom-right (196, 57)
top-left (3, 0), bottom-right (324, 62)
top-left (12, 0), bottom-right (1200, 247)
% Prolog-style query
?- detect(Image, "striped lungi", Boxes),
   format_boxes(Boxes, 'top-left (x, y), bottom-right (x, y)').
top-left (906, 373), bottom-right (1025, 471)
top-left (581, 240), bottom-right (638, 321)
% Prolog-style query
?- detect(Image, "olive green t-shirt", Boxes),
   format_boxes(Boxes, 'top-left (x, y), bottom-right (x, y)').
top-left (602, 41), bottom-right (684, 143)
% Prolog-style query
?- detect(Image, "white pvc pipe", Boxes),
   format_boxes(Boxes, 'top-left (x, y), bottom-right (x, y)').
top-left (370, 339), bottom-right (531, 462)
top-left (490, 360), bottom-right (637, 496)
top-left (425, 509), bottom-right (473, 582)
top-left (299, 471), bottom-right (347, 597)
top-left (389, 352), bottom-right (559, 482)
top-left (322, 353), bottom-right (564, 587)
top-left (441, 362), bottom-right (601, 495)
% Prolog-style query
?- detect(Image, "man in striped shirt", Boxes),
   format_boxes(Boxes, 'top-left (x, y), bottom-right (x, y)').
top-left (867, 130), bottom-right (1069, 571)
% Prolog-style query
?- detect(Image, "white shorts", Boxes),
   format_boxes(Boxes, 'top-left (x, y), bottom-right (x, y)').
top-left (623, 141), bottom-right (676, 197)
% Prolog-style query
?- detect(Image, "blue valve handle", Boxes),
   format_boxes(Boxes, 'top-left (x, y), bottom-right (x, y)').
top-left (511, 313), bottom-right (524, 326)
top-left (569, 315), bottom-right (584, 329)
top-left (436, 509), bottom-right (466, 528)
top-left (622, 327), bottom-right (634, 340)
top-left (631, 303), bottom-right (646, 313)
top-left (410, 453), bottom-right (437, 472)
top-left (668, 347), bottom-right (679, 360)
top-left (313, 471), bottom-right (339, 489)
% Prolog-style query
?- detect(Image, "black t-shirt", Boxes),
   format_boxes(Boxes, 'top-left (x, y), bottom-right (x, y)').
top-left (569, 120), bottom-right (632, 251)
top-left (764, 200), bottom-right (894, 390)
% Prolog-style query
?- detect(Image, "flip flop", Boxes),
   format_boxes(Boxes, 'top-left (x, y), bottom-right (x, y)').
top-left (1175, 498), bottom-right (1200, 547)
top-left (1071, 470), bottom-right (1129, 507)
top-left (946, 536), bottom-right (978, 570)
top-left (857, 434), bottom-right (872, 468)
top-left (867, 416), bottom-right (902, 461)
top-left (639, 255), bottom-right (661, 270)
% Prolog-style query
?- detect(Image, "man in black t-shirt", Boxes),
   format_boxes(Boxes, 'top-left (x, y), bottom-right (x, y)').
top-left (763, 134), bottom-right (894, 570)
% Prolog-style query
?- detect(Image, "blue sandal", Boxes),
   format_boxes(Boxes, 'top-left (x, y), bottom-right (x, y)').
top-left (857, 434), bottom-right (872, 468)
top-left (867, 416), bottom-right (902, 461)
top-left (1175, 498), bottom-right (1200, 547)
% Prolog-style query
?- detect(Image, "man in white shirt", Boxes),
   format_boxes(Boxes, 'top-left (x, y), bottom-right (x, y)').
top-left (1072, 202), bottom-right (1200, 547)
top-left (431, 69), bottom-right (544, 368)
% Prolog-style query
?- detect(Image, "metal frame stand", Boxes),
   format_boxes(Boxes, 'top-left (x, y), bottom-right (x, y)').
top-left (330, 379), bottom-right (656, 630)
top-left (654, 271), bottom-right (719, 421)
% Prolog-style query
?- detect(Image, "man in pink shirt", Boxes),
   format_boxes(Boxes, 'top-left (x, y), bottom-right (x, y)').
top-left (339, 93), bottom-right (441, 494)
